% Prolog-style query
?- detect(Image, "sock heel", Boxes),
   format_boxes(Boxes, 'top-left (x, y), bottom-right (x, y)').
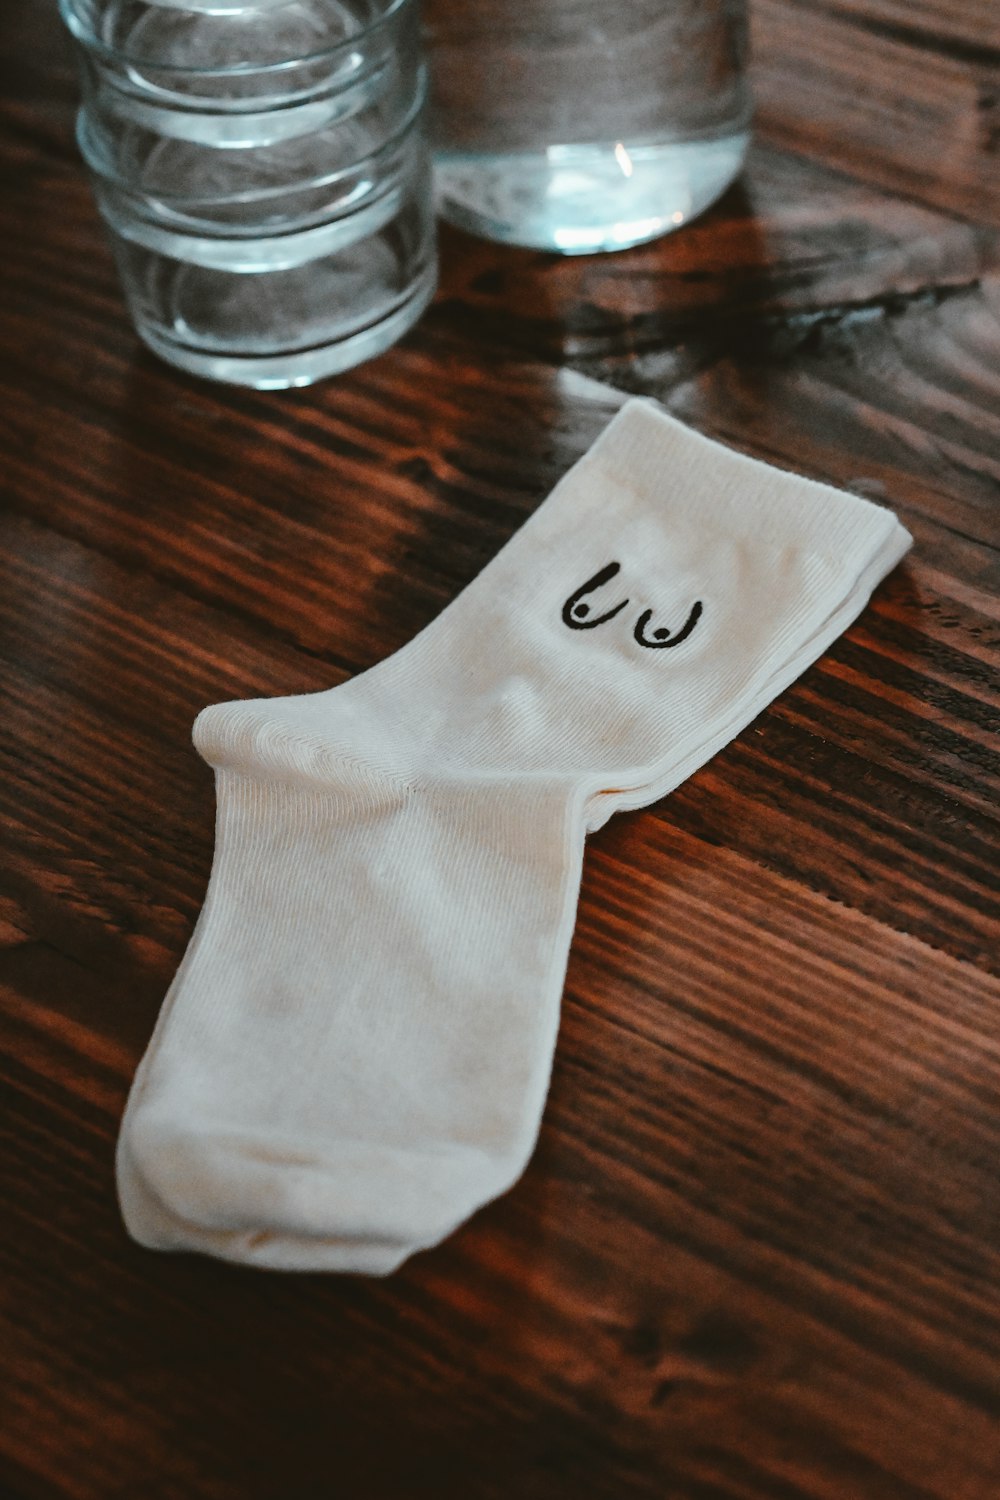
top-left (193, 698), bottom-right (412, 799)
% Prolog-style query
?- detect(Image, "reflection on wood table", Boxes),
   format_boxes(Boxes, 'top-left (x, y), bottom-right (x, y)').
top-left (1, 1), bottom-right (999, 1497)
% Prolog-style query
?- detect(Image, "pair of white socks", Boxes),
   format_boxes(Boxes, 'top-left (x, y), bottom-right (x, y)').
top-left (116, 400), bottom-right (912, 1274)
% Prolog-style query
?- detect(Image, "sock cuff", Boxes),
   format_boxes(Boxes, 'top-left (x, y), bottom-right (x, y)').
top-left (581, 399), bottom-right (913, 570)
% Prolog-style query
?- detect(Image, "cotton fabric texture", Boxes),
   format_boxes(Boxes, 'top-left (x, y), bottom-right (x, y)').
top-left (117, 399), bottom-right (912, 1273)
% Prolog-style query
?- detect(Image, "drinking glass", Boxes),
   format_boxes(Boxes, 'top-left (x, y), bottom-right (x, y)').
top-left (60, 0), bottom-right (437, 387)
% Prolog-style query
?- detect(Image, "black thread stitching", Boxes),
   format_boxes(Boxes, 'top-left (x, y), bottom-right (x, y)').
top-left (561, 561), bottom-right (630, 630)
top-left (633, 599), bottom-right (703, 649)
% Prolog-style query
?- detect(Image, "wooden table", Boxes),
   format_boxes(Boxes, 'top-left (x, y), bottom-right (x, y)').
top-left (2, 3), bottom-right (999, 1496)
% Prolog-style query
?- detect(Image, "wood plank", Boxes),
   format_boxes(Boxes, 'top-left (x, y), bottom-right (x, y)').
top-left (806, 0), bottom-right (1000, 57)
top-left (752, 0), bottom-right (1000, 222)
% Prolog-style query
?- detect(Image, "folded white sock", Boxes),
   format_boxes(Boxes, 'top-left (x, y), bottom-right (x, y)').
top-left (117, 399), bottom-right (912, 1273)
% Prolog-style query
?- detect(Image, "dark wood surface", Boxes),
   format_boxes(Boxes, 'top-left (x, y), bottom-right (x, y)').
top-left (2, 2), bottom-right (1000, 1496)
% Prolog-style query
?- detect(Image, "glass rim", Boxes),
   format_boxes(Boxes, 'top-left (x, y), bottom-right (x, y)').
top-left (58, 0), bottom-right (413, 74)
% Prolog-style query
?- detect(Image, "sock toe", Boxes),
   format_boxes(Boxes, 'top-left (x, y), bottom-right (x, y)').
top-left (125, 1112), bottom-right (496, 1258)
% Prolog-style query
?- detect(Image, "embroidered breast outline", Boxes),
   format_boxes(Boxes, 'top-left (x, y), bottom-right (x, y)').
top-left (561, 561), bottom-right (630, 630)
top-left (561, 561), bottom-right (703, 651)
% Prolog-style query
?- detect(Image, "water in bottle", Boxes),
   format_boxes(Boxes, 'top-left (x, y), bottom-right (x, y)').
top-left (423, 0), bottom-right (751, 254)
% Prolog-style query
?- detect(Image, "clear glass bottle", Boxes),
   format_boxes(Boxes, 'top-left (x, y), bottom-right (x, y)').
top-left (423, 0), bottom-right (751, 254)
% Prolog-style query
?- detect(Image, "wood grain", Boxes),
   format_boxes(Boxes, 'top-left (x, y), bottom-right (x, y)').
top-left (752, 0), bottom-right (1000, 223)
top-left (815, 0), bottom-right (1000, 53)
top-left (2, 1), bottom-right (999, 1498)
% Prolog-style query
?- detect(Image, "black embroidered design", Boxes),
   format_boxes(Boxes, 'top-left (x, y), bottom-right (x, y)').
top-left (561, 561), bottom-right (630, 630)
top-left (562, 561), bottom-right (704, 651)
top-left (633, 599), bottom-right (703, 649)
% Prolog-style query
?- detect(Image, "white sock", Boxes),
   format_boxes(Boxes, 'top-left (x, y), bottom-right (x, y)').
top-left (117, 399), bottom-right (912, 1273)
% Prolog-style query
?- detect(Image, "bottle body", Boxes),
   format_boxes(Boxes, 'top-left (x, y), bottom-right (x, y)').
top-left (423, 0), bottom-right (751, 254)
